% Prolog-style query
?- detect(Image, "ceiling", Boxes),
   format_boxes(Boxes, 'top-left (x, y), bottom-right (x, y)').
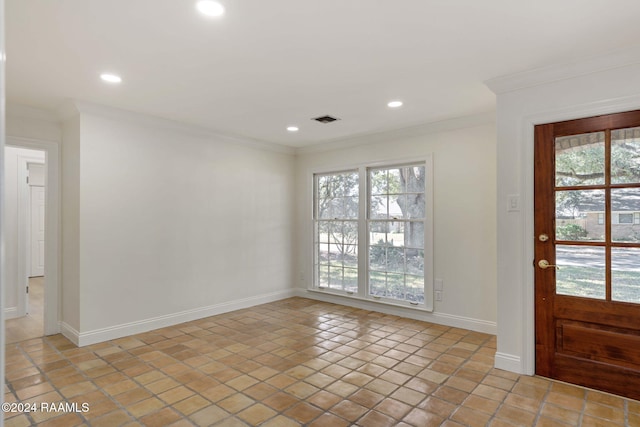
top-left (6, 0), bottom-right (640, 148)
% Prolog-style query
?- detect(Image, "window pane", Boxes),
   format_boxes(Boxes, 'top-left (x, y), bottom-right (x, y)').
top-left (387, 222), bottom-right (404, 247)
top-left (556, 245), bottom-right (605, 299)
top-left (386, 247), bottom-right (405, 273)
top-left (619, 213), bottom-right (633, 224)
top-left (612, 248), bottom-right (640, 303)
top-left (386, 273), bottom-right (405, 300)
top-left (370, 272), bottom-right (387, 297)
top-left (369, 221), bottom-right (390, 244)
top-left (314, 171), bottom-right (358, 293)
top-left (612, 127), bottom-right (640, 184)
top-left (406, 249), bottom-right (424, 276)
top-left (370, 169), bottom-right (389, 195)
top-left (405, 275), bottom-right (424, 303)
top-left (405, 166), bottom-right (425, 192)
top-left (612, 188), bottom-right (640, 242)
top-left (390, 195), bottom-right (404, 219)
top-left (555, 132), bottom-right (605, 187)
top-left (555, 189), bottom-right (605, 242)
top-left (328, 267), bottom-right (342, 290)
top-left (315, 162), bottom-right (428, 306)
top-left (405, 222), bottom-right (424, 249)
top-left (388, 169), bottom-right (402, 194)
top-left (318, 265), bottom-right (329, 287)
top-left (316, 171), bottom-right (358, 219)
top-left (400, 193), bottom-right (426, 219)
top-left (367, 164), bottom-right (426, 304)
top-left (370, 195), bottom-right (388, 219)
top-left (343, 268), bottom-right (358, 293)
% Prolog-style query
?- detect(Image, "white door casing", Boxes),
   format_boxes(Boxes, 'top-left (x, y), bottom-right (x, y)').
top-left (7, 137), bottom-right (60, 336)
top-left (16, 156), bottom-right (44, 317)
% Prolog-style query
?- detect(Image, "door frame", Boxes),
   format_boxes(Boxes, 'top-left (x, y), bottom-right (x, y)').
top-left (517, 95), bottom-right (640, 376)
top-left (16, 155), bottom-right (44, 316)
top-left (7, 136), bottom-right (60, 336)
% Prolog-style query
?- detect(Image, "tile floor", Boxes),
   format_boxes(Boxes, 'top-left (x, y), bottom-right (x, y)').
top-left (6, 277), bottom-right (44, 345)
top-left (4, 297), bottom-right (640, 426)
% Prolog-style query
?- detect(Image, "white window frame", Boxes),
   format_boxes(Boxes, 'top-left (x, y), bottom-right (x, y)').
top-left (313, 170), bottom-right (360, 294)
top-left (311, 157), bottom-right (434, 311)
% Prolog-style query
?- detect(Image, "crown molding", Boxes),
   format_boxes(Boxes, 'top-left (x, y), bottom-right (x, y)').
top-left (485, 45), bottom-right (640, 95)
top-left (66, 100), bottom-right (295, 155)
top-left (12, 100), bottom-right (296, 155)
top-left (296, 110), bottom-right (495, 155)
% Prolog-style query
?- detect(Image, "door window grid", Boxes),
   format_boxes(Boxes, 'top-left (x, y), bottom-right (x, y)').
top-left (554, 126), bottom-right (640, 303)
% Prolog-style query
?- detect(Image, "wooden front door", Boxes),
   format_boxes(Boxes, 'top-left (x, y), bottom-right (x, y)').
top-left (535, 110), bottom-right (640, 400)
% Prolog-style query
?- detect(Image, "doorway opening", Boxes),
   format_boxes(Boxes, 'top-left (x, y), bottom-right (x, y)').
top-left (4, 138), bottom-right (60, 343)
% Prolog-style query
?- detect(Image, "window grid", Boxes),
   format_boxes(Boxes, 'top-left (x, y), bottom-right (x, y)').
top-left (313, 161), bottom-right (432, 310)
top-left (367, 165), bottom-right (426, 304)
top-left (314, 171), bottom-right (359, 293)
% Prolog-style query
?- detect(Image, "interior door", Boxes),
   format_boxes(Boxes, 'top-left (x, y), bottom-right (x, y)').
top-left (30, 185), bottom-right (45, 277)
top-left (535, 110), bottom-right (640, 400)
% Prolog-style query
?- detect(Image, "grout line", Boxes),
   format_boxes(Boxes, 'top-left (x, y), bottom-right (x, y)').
top-left (5, 297), bottom-right (638, 427)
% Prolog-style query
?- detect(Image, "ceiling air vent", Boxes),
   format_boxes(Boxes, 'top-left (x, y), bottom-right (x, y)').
top-left (313, 115), bottom-right (340, 123)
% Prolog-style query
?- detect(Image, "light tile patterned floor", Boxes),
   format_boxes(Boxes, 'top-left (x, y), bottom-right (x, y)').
top-left (6, 278), bottom-right (44, 345)
top-left (4, 297), bottom-right (640, 426)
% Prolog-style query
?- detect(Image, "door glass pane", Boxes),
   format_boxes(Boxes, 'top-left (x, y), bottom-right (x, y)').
top-left (555, 132), bottom-right (605, 187)
top-left (556, 190), bottom-right (605, 241)
top-left (556, 245), bottom-right (605, 299)
top-left (612, 248), bottom-right (640, 303)
top-left (611, 188), bottom-right (640, 242)
top-left (612, 127), bottom-right (640, 184)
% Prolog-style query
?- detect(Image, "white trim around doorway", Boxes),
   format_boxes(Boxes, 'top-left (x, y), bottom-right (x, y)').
top-left (515, 95), bottom-right (640, 376)
top-left (7, 136), bottom-right (60, 336)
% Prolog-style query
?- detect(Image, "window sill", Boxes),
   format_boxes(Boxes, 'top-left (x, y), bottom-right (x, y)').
top-left (307, 287), bottom-right (433, 313)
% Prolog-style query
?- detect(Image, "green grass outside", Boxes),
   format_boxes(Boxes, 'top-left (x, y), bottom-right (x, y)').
top-left (556, 265), bottom-right (640, 303)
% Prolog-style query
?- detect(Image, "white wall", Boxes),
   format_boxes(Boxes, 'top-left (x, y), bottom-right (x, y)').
top-left (489, 52), bottom-right (640, 374)
top-left (295, 116), bottom-right (497, 332)
top-left (61, 114), bottom-right (80, 332)
top-left (61, 105), bottom-right (296, 344)
top-left (1, 2), bottom-right (7, 418)
top-left (3, 146), bottom-right (44, 317)
top-left (7, 105), bottom-right (61, 143)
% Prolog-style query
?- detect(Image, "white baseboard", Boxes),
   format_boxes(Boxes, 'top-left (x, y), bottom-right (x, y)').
top-left (60, 322), bottom-right (80, 346)
top-left (296, 289), bottom-right (497, 335)
top-left (4, 307), bottom-right (18, 319)
top-left (494, 352), bottom-right (524, 373)
top-left (73, 289), bottom-right (296, 347)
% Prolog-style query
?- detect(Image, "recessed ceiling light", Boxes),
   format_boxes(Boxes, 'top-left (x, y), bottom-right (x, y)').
top-left (100, 73), bottom-right (122, 84)
top-left (388, 100), bottom-right (403, 108)
top-left (287, 126), bottom-right (299, 132)
top-left (196, 1), bottom-right (225, 17)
